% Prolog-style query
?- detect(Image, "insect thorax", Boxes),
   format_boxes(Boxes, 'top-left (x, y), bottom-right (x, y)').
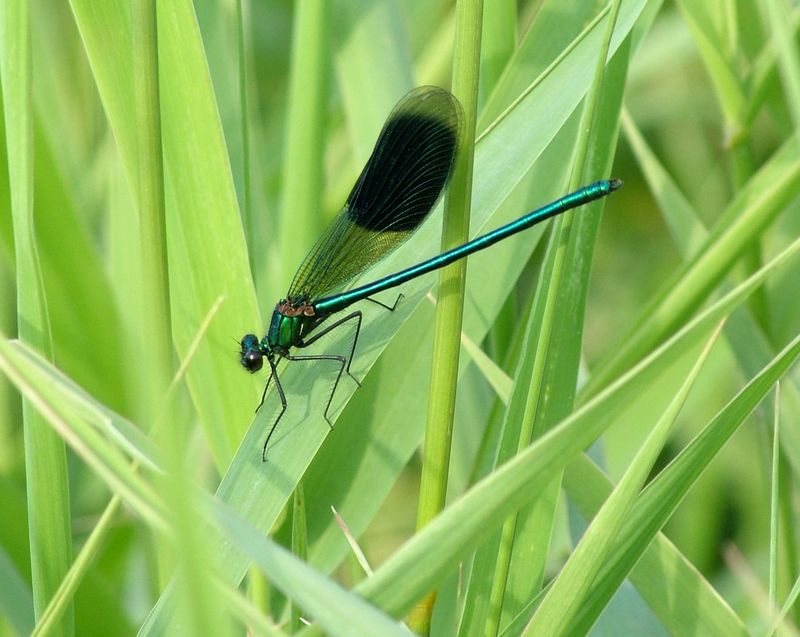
top-left (268, 299), bottom-right (317, 350)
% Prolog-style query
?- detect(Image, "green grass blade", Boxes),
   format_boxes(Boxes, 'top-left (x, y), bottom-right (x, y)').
top-left (333, 0), bottom-right (413, 163)
top-left (278, 0), bottom-right (328, 285)
top-left (674, 0), bottom-right (746, 127)
top-left (69, 0), bottom-right (262, 468)
top-left (157, 0), bottom-right (262, 463)
top-left (763, 0), bottom-right (800, 131)
top-left (769, 384), bottom-right (781, 615)
top-left (295, 0), bottom-right (649, 588)
top-left (588, 136), bottom-right (800, 396)
top-left (479, 0), bottom-right (604, 126)
top-left (478, 0), bottom-right (514, 101)
top-left (412, 0), bottom-right (483, 632)
top-left (464, 243), bottom-right (559, 637)
top-left (525, 322), bottom-right (721, 635)
top-left (132, 0), bottom-right (172, 419)
top-left (565, 332), bottom-right (800, 636)
top-left (328, 243), bottom-right (797, 625)
top-left (30, 498), bottom-right (121, 637)
top-left (0, 340), bottom-right (167, 526)
top-left (209, 500), bottom-right (414, 637)
top-left (0, 3), bottom-right (72, 634)
top-left (485, 7), bottom-right (627, 631)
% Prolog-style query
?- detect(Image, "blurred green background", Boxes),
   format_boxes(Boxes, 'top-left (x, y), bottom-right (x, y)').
top-left (2, 0), bottom-right (800, 635)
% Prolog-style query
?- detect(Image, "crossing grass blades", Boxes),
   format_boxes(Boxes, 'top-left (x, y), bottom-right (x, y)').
top-left (240, 86), bottom-right (621, 460)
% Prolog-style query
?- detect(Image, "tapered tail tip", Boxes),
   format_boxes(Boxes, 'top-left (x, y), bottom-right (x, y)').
top-left (609, 178), bottom-right (623, 191)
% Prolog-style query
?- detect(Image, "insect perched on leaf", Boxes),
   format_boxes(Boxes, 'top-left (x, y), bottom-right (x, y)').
top-left (240, 86), bottom-right (620, 460)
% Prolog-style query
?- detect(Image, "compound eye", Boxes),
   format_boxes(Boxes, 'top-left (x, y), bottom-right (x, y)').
top-left (242, 350), bottom-right (263, 372)
top-left (241, 333), bottom-right (259, 349)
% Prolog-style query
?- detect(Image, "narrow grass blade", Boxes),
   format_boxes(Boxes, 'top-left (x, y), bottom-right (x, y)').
top-left (564, 333), bottom-right (800, 635)
top-left (525, 321), bottom-right (722, 635)
top-left (1, 3), bottom-right (72, 633)
top-left (69, 0), bottom-right (262, 468)
top-left (298, 0), bottom-right (651, 590)
top-left (333, 0), bottom-right (413, 163)
top-left (769, 384), bottom-right (781, 621)
top-left (0, 337), bottom-right (166, 529)
top-left (486, 7), bottom-right (627, 630)
top-left (412, 1), bottom-right (484, 633)
top-left (674, 0), bottom-right (746, 125)
top-left (293, 234), bottom-right (800, 632)
top-left (499, 453), bottom-right (750, 637)
top-left (132, 0), bottom-right (172, 421)
top-left (278, 0), bottom-right (328, 285)
top-left (588, 136), bottom-right (800, 396)
top-left (206, 499), bottom-right (414, 637)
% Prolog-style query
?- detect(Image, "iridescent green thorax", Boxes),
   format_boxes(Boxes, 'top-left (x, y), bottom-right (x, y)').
top-left (266, 299), bottom-right (319, 351)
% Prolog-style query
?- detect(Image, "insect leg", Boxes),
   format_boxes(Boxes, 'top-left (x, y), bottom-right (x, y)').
top-left (262, 359), bottom-right (287, 462)
top-left (298, 311), bottom-right (363, 385)
top-left (284, 353), bottom-right (347, 429)
top-left (365, 293), bottom-right (404, 311)
top-left (256, 363), bottom-right (275, 412)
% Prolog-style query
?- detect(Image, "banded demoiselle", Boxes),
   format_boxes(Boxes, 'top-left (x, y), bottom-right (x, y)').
top-left (241, 86), bottom-right (621, 459)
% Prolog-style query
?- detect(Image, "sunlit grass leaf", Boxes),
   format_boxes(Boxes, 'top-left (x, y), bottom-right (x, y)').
top-left (589, 136), bottom-right (800, 395)
top-left (526, 323), bottom-right (720, 634)
top-left (70, 0), bottom-right (262, 470)
top-left (208, 500), bottom-right (414, 637)
top-left (294, 240), bottom-right (800, 630)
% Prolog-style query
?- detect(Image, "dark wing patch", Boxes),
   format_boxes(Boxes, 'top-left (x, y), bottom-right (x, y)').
top-left (346, 110), bottom-right (459, 231)
top-left (288, 86), bottom-right (462, 302)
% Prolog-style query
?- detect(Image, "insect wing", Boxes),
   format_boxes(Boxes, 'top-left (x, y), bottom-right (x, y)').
top-left (287, 86), bottom-right (462, 302)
